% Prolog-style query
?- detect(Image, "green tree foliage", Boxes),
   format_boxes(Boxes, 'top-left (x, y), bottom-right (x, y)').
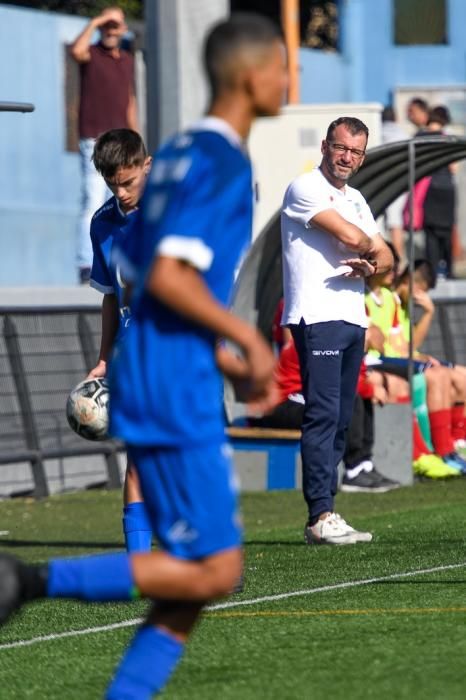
top-left (0, 1), bottom-right (143, 20)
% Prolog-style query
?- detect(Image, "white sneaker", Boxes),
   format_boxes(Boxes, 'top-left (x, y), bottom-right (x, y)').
top-left (304, 512), bottom-right (370, 545)
top-left (334, 513), bottom-right (373, 543)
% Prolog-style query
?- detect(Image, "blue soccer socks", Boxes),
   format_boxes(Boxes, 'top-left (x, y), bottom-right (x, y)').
top-left (47, 553), bottom-right (139, 601)
top-left (123, 502), bottom-right (152, 553)
top-left (106, 626), bottom-right (184, 699)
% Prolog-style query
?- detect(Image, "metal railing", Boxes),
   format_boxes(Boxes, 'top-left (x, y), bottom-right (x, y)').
top-left (0, 101), bottom-right (34, 113)
top-left (0, 306), bottom-right (122, 498)
top-left (1, 297), bottom-right (465, 498)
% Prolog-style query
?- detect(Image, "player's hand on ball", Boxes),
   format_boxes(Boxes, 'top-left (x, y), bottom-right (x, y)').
top-left (87, 360), bottom-right (107, 379)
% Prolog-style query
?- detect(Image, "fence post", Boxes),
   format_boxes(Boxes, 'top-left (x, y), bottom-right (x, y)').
top-left (437, 302), bottom-right (456, 364)
top-left (105, 451), bottom-right (122, 490)
top-left (3, 316), bottom-right (49, 497)
top-left (77, 313), bottom-right (97, 373)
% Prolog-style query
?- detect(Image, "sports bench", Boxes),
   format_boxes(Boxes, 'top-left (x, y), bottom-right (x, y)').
top-left (226, 404), bottom-right (413, 490)
top-left (1, 287), bottom-right (466, 497)
top-left (226, 426), bottom-right (301, 490)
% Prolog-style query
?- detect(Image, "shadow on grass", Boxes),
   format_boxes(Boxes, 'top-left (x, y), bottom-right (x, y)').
top-left (245, 538), bottom-right (466, 547)
top-left (245, 540), bottom-right (304, 546)
top-left (0, 539), bottom-right (122, 549)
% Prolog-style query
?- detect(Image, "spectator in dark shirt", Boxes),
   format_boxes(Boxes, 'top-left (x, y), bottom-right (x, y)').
top-left (70, 6), bottom-right (138, 284)
top-left (422, 106), bottom-right (457, 280)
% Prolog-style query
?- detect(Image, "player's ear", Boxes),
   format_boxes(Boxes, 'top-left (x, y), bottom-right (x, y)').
top-left (143, 156), bottom-right (152, 174)
top-left (320, 139), bottom-right (327, 156)
top-left (244, 65), bottom-right (262, 102)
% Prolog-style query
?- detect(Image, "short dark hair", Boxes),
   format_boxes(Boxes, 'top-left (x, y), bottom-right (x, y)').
top-left (428, 105), bottom-right (451, 127)
top-left (92, 129), bottom-right (147, 179)
top-left (409, 97), bottom-right (429, 112)
top-left (384, 239), bottom-right (400, 268)
top-left (399, 259), bottom-right (436, 290)
top-left (203, 13), bottom-right (282, 98)
top-left (326, 116), bottom-right (369, 142)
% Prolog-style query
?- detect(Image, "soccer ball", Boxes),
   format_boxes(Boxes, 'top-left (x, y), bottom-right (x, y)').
top-left (66, 378), bottom-right (110, 441)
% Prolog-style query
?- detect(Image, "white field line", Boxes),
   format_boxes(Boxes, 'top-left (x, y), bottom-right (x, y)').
top-left (0, 560), bottom-right (465, 651)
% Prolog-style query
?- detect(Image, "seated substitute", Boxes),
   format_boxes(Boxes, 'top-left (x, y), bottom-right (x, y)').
top-left (366, 258), bottom-right (466, 476)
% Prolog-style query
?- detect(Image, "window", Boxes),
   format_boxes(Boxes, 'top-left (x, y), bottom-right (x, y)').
top-left (394, 0), bottom-right (447, 45)
top-left (229, 1), bottom-right (339, 50)
top-left (302, 1), bottom-right (339, 51)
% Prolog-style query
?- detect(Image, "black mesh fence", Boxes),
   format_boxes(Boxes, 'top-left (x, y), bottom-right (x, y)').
top-left (0, 299), bottom-right (464, 498)
top-left (0, 307), bottom-right (123, 497)
top-left (419, 299), bottom-right (465, 365)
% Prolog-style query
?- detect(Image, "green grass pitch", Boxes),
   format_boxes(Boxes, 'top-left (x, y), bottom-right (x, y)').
top-left (1, 482), bottom-right (466, 699)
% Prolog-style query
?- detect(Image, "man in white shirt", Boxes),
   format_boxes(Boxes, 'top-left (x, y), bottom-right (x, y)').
top-left (281, 116), bottom-right (393, 545)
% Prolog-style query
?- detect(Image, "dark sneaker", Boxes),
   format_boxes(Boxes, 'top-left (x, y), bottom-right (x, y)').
top-left (341, 468), bottom-right (400, 493)
top-left (0, 554), bottom-right (23, 625)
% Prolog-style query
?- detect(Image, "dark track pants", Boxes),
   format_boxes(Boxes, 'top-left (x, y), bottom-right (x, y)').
top-left (291, 320), bottom-right (365, 523)
top-left (343, 395), bottom-right (374, 468)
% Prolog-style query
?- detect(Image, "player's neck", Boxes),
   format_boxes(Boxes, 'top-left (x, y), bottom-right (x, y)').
top-left (207, 96), bottom-right (253, 142)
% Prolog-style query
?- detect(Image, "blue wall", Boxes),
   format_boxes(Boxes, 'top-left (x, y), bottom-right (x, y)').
top-left (2, 1), bottom-right (466, 285)
top-left (0, 5), bottom-right (86, 285)
top-left (300, 0), bottom-right (466, 106)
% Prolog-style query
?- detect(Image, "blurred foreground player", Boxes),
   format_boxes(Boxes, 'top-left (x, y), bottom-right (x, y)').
top-left (0, 14), bottom-right (287, 699)
top-left (88, 128), bottom-right (152, 552)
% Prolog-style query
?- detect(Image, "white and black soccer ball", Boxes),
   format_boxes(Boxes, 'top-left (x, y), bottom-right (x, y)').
top-left (66, 378), bottom-right (110, 441)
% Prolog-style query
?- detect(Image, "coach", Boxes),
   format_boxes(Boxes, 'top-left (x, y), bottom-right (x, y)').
top-left (281, 116), bottom-right (393, 546)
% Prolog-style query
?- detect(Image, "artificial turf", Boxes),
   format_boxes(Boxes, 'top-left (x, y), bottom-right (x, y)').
top-left (0, 482), bottom-right (465, 699)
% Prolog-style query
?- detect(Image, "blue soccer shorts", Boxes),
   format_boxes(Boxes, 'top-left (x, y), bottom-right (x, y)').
top-left (127, 441), bottom-right (242, 560)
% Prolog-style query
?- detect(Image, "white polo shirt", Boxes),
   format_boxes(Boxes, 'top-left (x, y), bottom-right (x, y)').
top-left (281, 167), bottom-right (378, 328)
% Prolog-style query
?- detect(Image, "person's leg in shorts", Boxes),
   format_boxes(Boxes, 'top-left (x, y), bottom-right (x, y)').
top-left (122, 459), bottom-right (152, 553)
top-left (0, 441), bottom-right (242, 698)
top-left (105, 441), bottom-right (243, 698)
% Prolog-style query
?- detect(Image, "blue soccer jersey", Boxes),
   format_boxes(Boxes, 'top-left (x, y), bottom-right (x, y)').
top-left (109, 117), bottom-right (253, 447)
top-left (89, 197), bottom-right (137, 335)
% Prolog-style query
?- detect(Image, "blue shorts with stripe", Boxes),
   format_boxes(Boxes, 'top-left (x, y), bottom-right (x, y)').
top-left (127, 441), bottom-right (242, 560)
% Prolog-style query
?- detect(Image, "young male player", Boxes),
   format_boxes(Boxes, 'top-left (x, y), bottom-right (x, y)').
top-left (0, 14), bottom-right (287, 699)
top-left (88, 128), bottom-right (152, 552)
